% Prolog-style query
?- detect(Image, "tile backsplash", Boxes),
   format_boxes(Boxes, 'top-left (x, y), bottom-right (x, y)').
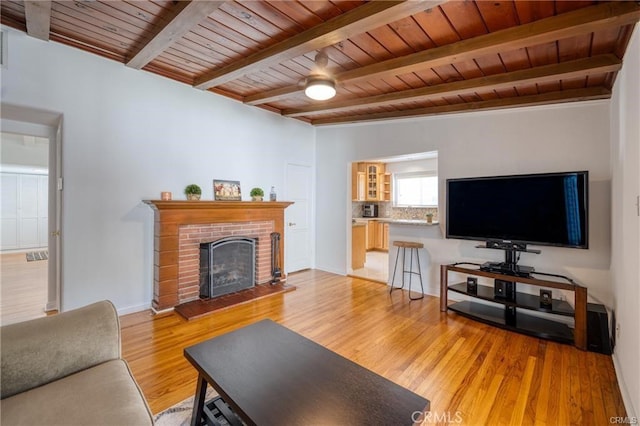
top-left (391, 206), bottom-right (438, 221)
top-left (352, 202), bottom-right (438, 221)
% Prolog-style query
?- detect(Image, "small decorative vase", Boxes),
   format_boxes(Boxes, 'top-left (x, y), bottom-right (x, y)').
top-left (252, 196), bottom-right (263, 201)
top-left (187, 194), bottom-right (201, 201)
top-left (426, 215), bottom-right (433, 224)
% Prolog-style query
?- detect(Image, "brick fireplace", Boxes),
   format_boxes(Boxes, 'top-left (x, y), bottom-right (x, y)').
top-left (144, 200), bottom-right (293, 311)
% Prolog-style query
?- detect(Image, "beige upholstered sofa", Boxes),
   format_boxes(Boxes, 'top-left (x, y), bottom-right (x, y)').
top-left (1, 300), bottom-right (153, 425)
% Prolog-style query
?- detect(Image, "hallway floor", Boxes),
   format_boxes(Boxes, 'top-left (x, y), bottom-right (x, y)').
top-left (0, 252), bottom-right (47, 325)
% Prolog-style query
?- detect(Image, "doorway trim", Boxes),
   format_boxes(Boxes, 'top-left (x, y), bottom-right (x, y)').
top-left (1, 103), bottom-right (63, 312)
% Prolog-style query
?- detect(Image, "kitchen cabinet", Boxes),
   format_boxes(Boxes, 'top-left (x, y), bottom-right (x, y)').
top-left (365, 163), bottom-right (385, 201)
top-left (352, 224), bottom-right (366, 269)
top-left (367, 220), bottom-right (375, 250)
top-left (368, 220), bottom-right (389, 251)
top-left (353, 162), bottom-right (390, 202)
top-left (381, 173), bottom-right (392, 202)
top-left (351, 163), bottom-right (366, 201)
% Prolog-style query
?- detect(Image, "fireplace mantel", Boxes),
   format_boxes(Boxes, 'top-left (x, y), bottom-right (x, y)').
top-left (144, 200), bottom-right (293, 311)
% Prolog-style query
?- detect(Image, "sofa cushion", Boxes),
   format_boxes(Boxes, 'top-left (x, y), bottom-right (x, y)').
top-left (0, 359), bottom-right (153, 426)
top-left (1, 300), bottom-right (121, 399)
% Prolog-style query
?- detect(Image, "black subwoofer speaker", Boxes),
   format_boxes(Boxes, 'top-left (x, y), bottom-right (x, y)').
top-left (587, 303), bottom-right (612, 355)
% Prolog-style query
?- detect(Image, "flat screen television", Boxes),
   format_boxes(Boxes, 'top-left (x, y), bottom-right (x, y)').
top-left (446, 171), bottom-right (589, 269)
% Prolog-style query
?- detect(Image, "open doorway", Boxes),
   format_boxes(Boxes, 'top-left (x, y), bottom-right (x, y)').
top-left (0, 133), bottom-right (49, 324)
top-left (1, 105), bottom-right (62, 325)
top-left (348, 152), bottom-right (438, 284)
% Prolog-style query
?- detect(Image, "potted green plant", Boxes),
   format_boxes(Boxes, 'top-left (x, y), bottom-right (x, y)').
top-left (184, 184), bottom-right (202, 201)
top-left (250, 187), bottom-right (264, 201)
top-left (426, 212), bottom-right (434, 224)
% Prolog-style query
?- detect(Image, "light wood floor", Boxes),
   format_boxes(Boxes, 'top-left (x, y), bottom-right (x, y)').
top-left (0, 252), bottom-right (48, 326)
top-left (121, 269), bottom-right (626, 424)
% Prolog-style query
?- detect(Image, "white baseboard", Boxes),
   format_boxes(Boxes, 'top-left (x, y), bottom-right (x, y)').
top-left (612, 352), bottom-right (638, 419)
top-left (315, 265), bottom-right (346, 276)
top-left (117, 303), bottom-right (151, 316)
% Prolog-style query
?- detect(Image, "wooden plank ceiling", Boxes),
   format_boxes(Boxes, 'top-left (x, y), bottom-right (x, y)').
top-left (2, 1), bottom-right (639, 125)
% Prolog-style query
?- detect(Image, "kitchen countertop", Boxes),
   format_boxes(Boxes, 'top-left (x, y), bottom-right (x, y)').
top-left (353, 218), bottom-right (439, 226)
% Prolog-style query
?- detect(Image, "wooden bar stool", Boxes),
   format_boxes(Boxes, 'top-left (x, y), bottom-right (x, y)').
top-left (390, 241), bottom-right (424, 300)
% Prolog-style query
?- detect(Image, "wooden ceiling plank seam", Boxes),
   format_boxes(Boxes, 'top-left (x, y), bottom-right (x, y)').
top-left (65, 1), bottom-right (155, 39)
top-left (194, 0), bottom-right (448, 89)
top-left (311, 86), bottom-right (611, 125)
top-left (268, 0), bottom-right (325, 28)
top-left (386, 15), bottom-right (436, 52)
top-left (126, 1), bottom-right (226, 69)
top-left (244, 1), bottom-right (640, 107)
top-left (0, 14), bottom-right (27, 33)
top-left (366, 23), bottom-right (415, 57)
top-left (178, 31), bottom-right (242, 63)
top-left (220, 1), bottom-right (295, 40)
top-left (187, 24), bottom-right (250, 55)
top-left (282, 54), bottom-right (621, 117)
top-left (51, 2), bottom-right (143, 45)
top-left (239, 0), bottom-right (307, 35)
top-left (197, 15), bottom-right (264, 50)
top-left (614, 24), bottom-right (637, 60)
top-left (50, 4), bottom-right (146, 47)
top-left (211, 8), bottom-right (278, 46)
top-left (475, 0), bottom-right (521, 32)
top-left (440, 0), bottom-right (490, 40)
top-left (49, 15), bottom-right (130, 57)
top-left (48, 32), bottom-right (126, 62)
top-left (24, 0), bottom-right (51, 41)
top-left (159, 48), bottom-right (216, 74)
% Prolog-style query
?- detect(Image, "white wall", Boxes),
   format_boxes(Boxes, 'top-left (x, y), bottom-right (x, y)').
top-left (0, 27), bottom-right (315, 314)
top-left (1, 132), bottom-right (49, 169)
top-left (317, 101), bottom-right (612, 305)
top-left (610, 27), bottom-right (640, 418)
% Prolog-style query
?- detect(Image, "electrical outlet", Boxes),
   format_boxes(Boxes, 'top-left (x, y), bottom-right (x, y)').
top-left (616, 323), bottom-right (621, 340)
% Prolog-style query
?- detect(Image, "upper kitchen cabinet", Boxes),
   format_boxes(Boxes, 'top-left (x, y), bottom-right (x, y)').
top-left (351, 163), bottom-right (366, 201)
top-left (366, 163), bottom-right (381, 201)
top-left (353, 162), bottom-right (392, 202)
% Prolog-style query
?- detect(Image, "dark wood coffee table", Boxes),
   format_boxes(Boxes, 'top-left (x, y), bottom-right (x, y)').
top-left (184, 319), bottom-right (429, 426)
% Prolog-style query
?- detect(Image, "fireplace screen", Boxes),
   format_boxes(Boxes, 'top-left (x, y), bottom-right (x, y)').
top-left (199, 237), bottom-right (256, 298)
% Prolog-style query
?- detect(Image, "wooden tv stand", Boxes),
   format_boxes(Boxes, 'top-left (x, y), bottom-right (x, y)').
top-left (440, 264), bottom-right (587, 350)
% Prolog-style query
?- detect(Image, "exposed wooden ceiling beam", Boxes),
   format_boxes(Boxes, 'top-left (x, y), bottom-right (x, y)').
top-left (194, 0), bottom-right (447, 90)
top-left (283, 54), bottom-right (621, 117)
top-left (311, 87), bottom-right (612, 126)
top-left (127, 1), bottom-right (227, 70)
top-left (24, 0), bottom-right (51, 41)
top-left (245, 1), bottom-right (640, 106)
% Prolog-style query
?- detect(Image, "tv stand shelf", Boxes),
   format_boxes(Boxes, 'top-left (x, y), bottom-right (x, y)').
top-left (440, 264), bottom-right (587, 350)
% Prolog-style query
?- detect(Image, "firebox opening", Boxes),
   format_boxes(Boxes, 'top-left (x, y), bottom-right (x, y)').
top-left (199, 236), bottom-right (257, 299)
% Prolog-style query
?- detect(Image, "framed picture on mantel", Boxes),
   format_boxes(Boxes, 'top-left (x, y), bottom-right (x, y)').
top-left (214, 180), bottom-right (241, 201)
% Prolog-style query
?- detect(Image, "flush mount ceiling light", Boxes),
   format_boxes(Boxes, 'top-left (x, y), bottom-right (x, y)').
top-left (304, 77), bottom-right (336, 101)
top-left (304, 51), bottom-right (336, 101)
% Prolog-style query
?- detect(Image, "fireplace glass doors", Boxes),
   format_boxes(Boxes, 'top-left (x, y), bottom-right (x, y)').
top-left (199, 237), bottom-right (256, 299)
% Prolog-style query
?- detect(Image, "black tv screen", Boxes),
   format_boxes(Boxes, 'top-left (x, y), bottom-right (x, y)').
top-left (446, 171), bottom-right (589, 249)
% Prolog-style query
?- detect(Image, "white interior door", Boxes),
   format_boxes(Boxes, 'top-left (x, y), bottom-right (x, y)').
top-left (285, 163), bottom-right (312, 273)
top-left (1, 173), bottom-right (19, 249)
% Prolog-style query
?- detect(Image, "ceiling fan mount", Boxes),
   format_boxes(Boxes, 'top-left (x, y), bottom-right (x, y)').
top-left (303, 51), bottom-right (336, 101)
